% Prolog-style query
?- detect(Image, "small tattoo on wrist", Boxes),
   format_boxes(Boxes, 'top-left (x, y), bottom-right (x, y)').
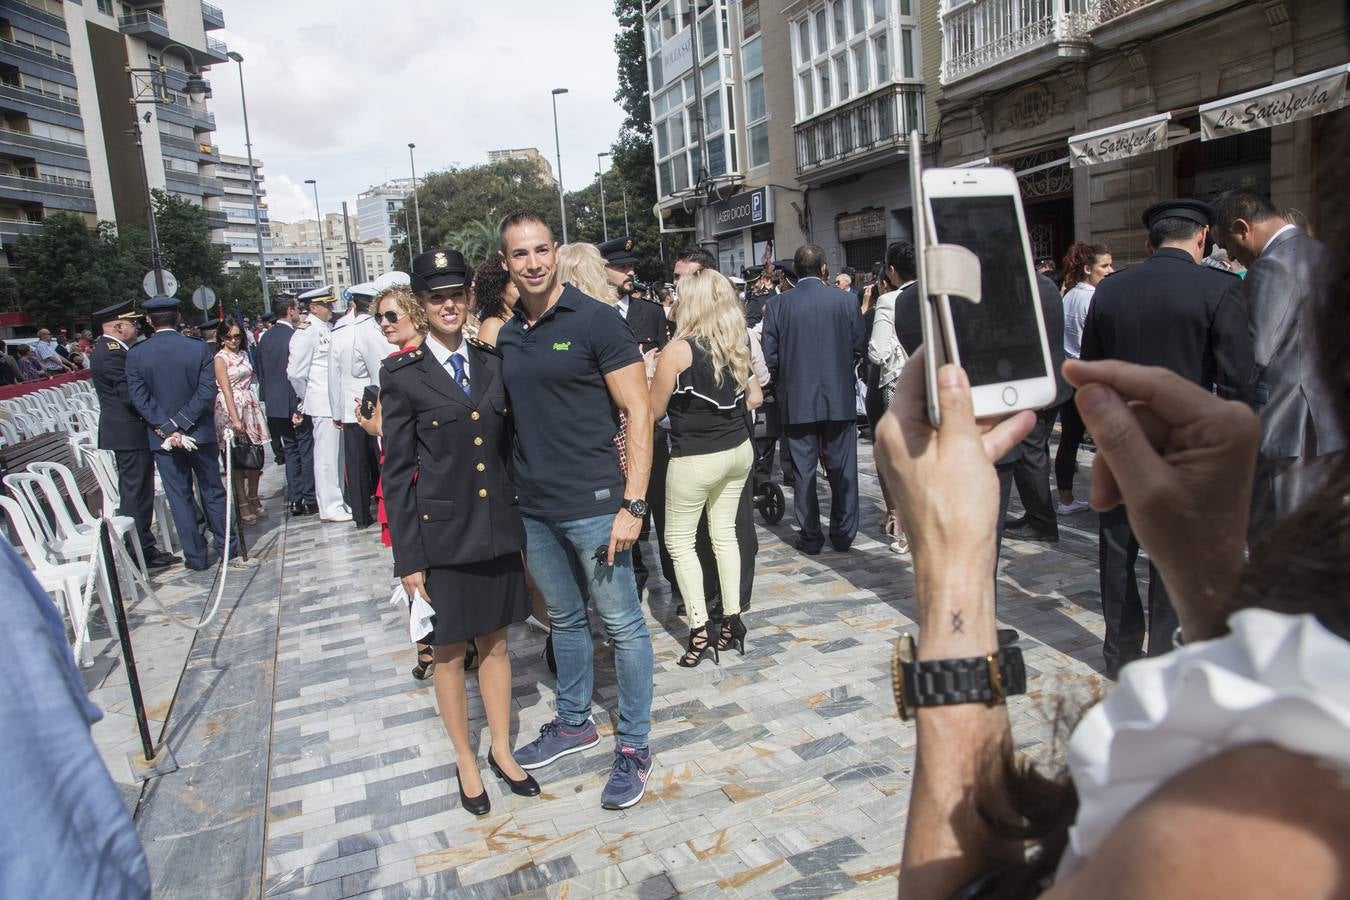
top-left (951, 611), bottom-right (965, 634)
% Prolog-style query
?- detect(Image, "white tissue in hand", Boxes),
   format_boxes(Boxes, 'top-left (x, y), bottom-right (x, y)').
top-left (389, 584), bottom-right (435, 643)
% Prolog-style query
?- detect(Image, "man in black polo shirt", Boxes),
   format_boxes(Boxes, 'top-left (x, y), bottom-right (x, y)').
top-left (497, 211), bottom-right (657, 811)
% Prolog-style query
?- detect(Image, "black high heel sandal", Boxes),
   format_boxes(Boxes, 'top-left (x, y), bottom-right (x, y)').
top-left (716, 614), bottom-right (747, 655)
top-left (457, 770), bottom-right (491, 816)
top-left (488, 747), bottom-right (541, 797)
top-left (411, 644), bottom-right (434, 680)
top-left (677, 623), bottom-right (719, 668)
top-left (464, 639), bottom-right (479, 672)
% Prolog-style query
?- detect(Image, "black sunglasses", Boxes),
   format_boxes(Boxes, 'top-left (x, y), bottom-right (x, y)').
top-left (380, 310), bottom-right (406, 325)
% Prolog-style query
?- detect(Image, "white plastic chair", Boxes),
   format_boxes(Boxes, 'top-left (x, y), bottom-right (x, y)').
top-left (76, 445), bottom-right (176, 554)
top-left (28, 461), bottom-right (149, 580)
top-left (1, 497), bottom-right (98, 666)
top-left (0, 418), bottom-right (17, 445)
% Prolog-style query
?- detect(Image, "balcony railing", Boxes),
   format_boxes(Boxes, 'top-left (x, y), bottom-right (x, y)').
top-left (118, 11), bottom-right (172, 44)
top-left (203, 36), bottom-right (229, 62)
top-left (201, 1), bottom-right (226, 29)
top-left (0, 171), bottom-right (93, 199)
top-left (794, 84), bottom-right (925, 178)
top-left (0, 82), bottom-right (79, 113)
top-left (0, 37), bottom-right (74, 70)
top-left (940, 0), bottom-right (1182, 87)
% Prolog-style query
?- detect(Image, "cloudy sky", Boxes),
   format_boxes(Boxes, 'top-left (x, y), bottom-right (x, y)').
top-left (207, 1), bottom-right (628, 224)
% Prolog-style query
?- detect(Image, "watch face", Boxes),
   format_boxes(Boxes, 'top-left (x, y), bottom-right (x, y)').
top-left (626, 499), bottom-right (649, 517)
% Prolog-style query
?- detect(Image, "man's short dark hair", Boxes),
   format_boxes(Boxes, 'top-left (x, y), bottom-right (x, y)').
top-left (885, 241), bottom-right (916, 284)
top-left (272, 297), bottom-right (296, 318)
top-left (1148, 217), bottom-right (1205, 249)
top-left (676, 246), bottom-right (717, 271)
top-left (148, 310), bottom-right (180, 329)
top-left (498, 210), bottom-right (551, 252)
top-left (1211, 190), bottom-right (1280, 231)
top-left (793, 244), bottom-right (827, 279)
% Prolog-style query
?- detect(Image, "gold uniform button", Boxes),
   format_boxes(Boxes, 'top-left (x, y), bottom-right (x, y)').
top-left (470, 411), bottom-right (480, 421)
top-left (431, 420), bottom-right (439, 427)
top-left (478, 488), bottom-right (488, 499)
top-left (475, 462), bottom-right (485, 472)
top-left (473, 436), bottom-right (483, 446)
top-left (421, 514), bottom-right (429, 521)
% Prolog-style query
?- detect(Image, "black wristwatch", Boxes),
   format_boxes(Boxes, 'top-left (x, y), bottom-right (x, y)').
top-left (621, 498), bottom-right (649, 518)
top-left (891, 633), bottom-right (1026, 721)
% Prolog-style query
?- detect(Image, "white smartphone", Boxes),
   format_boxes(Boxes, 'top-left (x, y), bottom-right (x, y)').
top-left (920, 166), bottom-right (1056, 418)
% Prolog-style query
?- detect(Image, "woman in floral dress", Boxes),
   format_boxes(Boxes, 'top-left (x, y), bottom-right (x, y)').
top-left (213, 318), bottom-right (269, 524)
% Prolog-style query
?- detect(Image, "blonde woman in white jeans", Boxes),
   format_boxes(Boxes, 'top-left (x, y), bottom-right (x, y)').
top-left (650, 269), bottom-right (763, 667)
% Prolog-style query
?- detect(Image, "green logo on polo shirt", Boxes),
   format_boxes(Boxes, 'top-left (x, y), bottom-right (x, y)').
top-left (552, 341), bottom-right (571, 351)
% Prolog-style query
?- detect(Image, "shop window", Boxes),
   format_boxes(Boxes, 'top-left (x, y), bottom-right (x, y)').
top-left (844, 235), bottom-right (888, 271)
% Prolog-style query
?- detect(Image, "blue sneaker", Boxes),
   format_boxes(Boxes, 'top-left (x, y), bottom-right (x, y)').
top-left (600, 745), bottom-right (653, 810)
top-left (514, 717), bottom-right (600, 770)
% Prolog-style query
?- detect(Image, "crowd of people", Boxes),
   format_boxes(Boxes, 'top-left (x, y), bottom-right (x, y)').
top-left (65, 172), bottom-right (1342, 851)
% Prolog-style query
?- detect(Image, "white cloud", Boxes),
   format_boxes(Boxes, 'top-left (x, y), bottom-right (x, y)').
top-left (209, 1), bottom-right (628, 219)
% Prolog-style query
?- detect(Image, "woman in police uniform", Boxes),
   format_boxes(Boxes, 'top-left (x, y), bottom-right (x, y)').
top-left (380, 248), bottom-right (537, 815)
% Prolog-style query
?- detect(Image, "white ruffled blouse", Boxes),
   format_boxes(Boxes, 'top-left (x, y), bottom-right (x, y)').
top-left (1057, 608), bottom-right (1350, 879)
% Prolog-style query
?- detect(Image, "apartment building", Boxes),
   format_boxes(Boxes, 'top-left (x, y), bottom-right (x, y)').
top-left (0, 0), bottom-right (228, 264)
top-left (216, 150), bottom-right (267, 274)
top-left (641, 0), bottom-right (927, 276)
top-left (270, 213), bottom-right (347, 248)
top-left (936, 0), bottom-right (1348, 267)
top-left (356, 178), bottom-right (413, 255)
top-left (487, 146), bottom-right (554, 182)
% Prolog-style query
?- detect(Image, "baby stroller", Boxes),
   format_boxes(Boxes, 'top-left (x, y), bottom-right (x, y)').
top-left (750, 395), bottom-right (786, 525)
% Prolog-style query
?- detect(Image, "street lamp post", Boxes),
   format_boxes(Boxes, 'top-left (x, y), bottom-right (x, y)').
top-left (407, 142), bottom-right (424, 256)
top-left (550, 88), bottom-right (568, 243)
top-left (622, 186), bottom-right (630, 234)
top-left (226, 51), bottom-right (269, 307)
top-left (304, 179), bottom-right (327, 289)
top-left (127, 44), bottom-right (210, 297)
top-left (597, 151), bottom-right (610, 241)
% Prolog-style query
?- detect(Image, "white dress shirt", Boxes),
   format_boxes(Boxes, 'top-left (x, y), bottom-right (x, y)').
top-left (617, 296), bottom-right (630, 319)
top-left (1260, 222), bottom-right (1297, 257)
top-left (1061, 281), bottom-right (1096, 360)
top-left (424, 333), bottom-right (471, 385)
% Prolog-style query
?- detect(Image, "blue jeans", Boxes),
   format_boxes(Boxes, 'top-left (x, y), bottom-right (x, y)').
top-left (522, 513), bottom-right (653, 750)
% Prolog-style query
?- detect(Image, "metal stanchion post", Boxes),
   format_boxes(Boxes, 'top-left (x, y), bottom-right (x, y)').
top-left (101, 523), bottom-right (179, 780)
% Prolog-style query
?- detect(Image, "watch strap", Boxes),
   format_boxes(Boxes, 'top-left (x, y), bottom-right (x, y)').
top-left (901, 648), bottom-right (1026, 712)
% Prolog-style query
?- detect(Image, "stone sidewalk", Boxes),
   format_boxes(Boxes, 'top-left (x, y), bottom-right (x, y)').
top-left (242, 437), bottom-right (1111, 899)
top-left (91, 435), bottom-right (1123, 896)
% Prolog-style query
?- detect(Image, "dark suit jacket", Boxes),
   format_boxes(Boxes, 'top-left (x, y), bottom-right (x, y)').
top-left (125, 330), bottom-right (219, 447)
top-left (1081, 247), bottom-right (1254, 404)
top-left (379, 339), bottom-right (525, 577)
top-left (1242, 228), bottom-right (1344, 458)
top-left (761, 276), bottom-right (866, 424)
top-left (255, 322), bottom-right (299, 419)
top-left (89, 337), bottom-right (146, 451)
top-left (623, 297), bottom-right (668, 353)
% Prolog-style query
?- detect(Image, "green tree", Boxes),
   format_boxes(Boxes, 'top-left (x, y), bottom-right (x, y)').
top-left (219, 262), bottom-right (265, 319)
top-left (0, 270), bottom-right (20, 312)
top-left (412, 158), bottom-right (563, 251)
top-left (12, 212), bottom-right (110, 328)
top-left (150, 190), bottom-right (225, 301)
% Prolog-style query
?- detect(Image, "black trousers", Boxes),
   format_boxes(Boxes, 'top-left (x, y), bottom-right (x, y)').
top-left (114, 447), bottom-right (158, 553)
top-left (1098, 506), bottom-right (1176, 671)
top-left (784, 420), bottom-right (859, 551)
top-left (1008, 408), bottom-right (1059, 535)
top-left (341, 425), bottom-right (379, 526)
top-left (633, 427), bottom-right (672, 594)
top-left (1054, 397), bottom-right (1086, 495)
top-left (269, 415), bottom-right (316, 506)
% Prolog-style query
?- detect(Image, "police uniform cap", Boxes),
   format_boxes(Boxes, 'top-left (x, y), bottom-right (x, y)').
top-left (200, 318), bottom-right (222, 332)
top-left (347, 281), bottom-right (380, 300)
top-left (773, 260), bottom-right (796, 278)
top-left (1141, 198), bottom-right (1215, 230)
top-left (597, 236), bottom-right (639, 267)
top-left (410, 248), bottom-right (470, 293)
top-left (142, 295), bottom-right (180, 312)
top-left (92, 300), bottom-right (142, 326)
top-left (743, 265), bottom-right (764, 280)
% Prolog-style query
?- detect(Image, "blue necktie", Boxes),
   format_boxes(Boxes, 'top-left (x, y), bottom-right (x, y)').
top-left (449, 353), bottom-right (470, 396)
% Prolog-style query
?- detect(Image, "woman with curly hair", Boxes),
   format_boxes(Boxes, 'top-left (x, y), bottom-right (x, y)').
top-left (472, 252), bottom-right (519, 347)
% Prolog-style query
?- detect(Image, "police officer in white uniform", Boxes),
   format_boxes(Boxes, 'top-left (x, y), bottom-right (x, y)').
top-left (287, 285), bottom-right (351, 522)
top-left (329, 282), bottom-right (382, 527)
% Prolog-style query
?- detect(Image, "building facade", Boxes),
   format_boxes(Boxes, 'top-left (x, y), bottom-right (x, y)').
top-left (936, 0), bottom-right (1348, 268)
top-left (641, 0), bottom-right (928, 278)
top-left (0, 0), bottom-right (228, 265)
top-left (486, 146), bottom-right (554, 182)
top-left (216, 150), bottom-right (267, 274)
top-left (356, 178), bottom-right (412, 257)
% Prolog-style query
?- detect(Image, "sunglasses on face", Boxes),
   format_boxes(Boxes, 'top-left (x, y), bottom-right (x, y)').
top-left (379, 310), bottom-right (406, 325)
top-left (226, 332), bottom-right (243, 341)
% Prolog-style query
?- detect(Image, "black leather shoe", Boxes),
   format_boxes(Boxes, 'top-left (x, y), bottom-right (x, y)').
top-left (185, 559), bottom-right (213, 572)
top-left (997, 628), bottom-right (1020, 647)
top-left (1005, 524), bottom-right (1059, 543)
top-left (794, 539), bottom-right (822, 555)
top-left (1003, 516), bottom-right (1028, 530)
top-left (294, 502), bottom-right (318, 517)
top-left (457, 771), bottom-right (491, 816)
top-left (488, 748), bottom-right (540, 797)
top-left (146, 550), bottom-right (180, 569)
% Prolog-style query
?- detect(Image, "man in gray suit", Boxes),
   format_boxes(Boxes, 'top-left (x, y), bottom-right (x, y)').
top-left (762, 244), bottom-right (866, 554)
top-left (1213, 190), bottom-right (1345, 541)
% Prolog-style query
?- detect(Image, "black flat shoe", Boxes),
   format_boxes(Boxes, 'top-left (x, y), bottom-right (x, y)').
top-left (488, 747), bottom-right (540, 797)
top-left (457, 770), bottom-right (490, 816)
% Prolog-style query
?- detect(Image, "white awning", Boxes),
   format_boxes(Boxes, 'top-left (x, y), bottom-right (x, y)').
top-left (1200, 65), bottom-right (1349, 141)
top-left (1068, 112), bottom-right (1172, 168)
